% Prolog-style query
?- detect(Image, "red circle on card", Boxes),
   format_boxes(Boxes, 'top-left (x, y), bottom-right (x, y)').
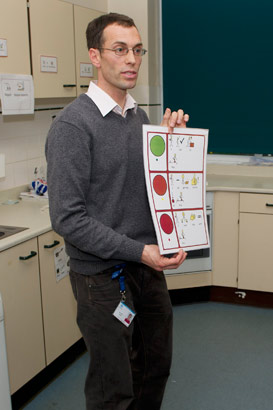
top-left (160, 214), bottom-right (174, 235)
top-left (153, 175), bottom-right (167, 196)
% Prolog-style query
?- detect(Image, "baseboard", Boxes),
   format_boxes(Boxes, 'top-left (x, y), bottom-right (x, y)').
top-left (210, 286), bottom-right (273, 309)
top-left (169, 286), bottom-right (211, 305)
top-left (169, 285), bottom-right (273, 309)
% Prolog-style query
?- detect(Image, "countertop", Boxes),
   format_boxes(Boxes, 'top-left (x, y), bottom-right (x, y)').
top-left (206, 163), bottom-right (273, 194)
top-left (207, 174), bottom-right (273, 194)
top-left (1, 164), bottom-right (273, 252)
top-left (0, 198), bottom-right (51, 252)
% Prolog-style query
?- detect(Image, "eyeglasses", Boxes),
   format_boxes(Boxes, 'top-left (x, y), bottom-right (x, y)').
top-left (99, 47), bottom-right (147, 56)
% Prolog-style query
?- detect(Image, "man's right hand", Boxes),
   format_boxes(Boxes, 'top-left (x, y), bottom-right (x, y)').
top-left (141, 244), bottom-right (187, 272)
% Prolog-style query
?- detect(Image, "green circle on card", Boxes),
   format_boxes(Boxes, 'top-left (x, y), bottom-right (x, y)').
top-left (150, 135), bottom-right (165, 157)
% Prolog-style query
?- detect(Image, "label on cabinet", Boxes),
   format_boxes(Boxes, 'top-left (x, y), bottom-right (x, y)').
top-left (54, 245), bottom-right (69, 282)
top-left (80, 63), bottom-right (93, 77)
top-left (0, 39), bottom-right (8, 57)
top-left (40, 56), bottom-right (58, 73)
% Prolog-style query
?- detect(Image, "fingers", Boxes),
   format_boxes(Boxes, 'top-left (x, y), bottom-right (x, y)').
top-left (161, 107), bottom-right (172, 127)
top-left (160, 249), bottom-right (187, 270)
top-left (161, 108), bottom-right (190, 134)
top-left (170, 109), bottom-right (189, 130)
top-left (141, 244), bottom-right (187, 271)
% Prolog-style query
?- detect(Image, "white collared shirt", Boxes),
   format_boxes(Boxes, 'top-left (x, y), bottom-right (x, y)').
top-left (86, 81), bottom-right (137, 118)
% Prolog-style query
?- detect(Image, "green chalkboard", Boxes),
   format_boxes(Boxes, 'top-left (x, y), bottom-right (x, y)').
top-left (162, 0), bottom-right (273, 155)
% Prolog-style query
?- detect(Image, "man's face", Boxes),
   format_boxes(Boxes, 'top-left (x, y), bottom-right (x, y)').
top-left (95, 23), bottom-right (143, 96)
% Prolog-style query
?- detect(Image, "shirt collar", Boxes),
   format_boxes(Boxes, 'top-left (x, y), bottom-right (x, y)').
top-left (86, 81), bottom-right (137, 117)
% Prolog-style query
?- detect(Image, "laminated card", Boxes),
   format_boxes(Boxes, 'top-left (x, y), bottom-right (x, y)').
top-left (143, 125), bottom-right (210, 255)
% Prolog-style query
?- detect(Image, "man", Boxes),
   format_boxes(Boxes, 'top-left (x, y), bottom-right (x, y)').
top-left (46, 12), bottom-right (188, 410)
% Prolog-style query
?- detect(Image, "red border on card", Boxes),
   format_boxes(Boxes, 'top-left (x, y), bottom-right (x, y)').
top-left (147, 131), bottom-right (209, 252)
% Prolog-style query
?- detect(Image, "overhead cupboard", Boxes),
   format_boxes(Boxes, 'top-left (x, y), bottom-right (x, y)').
top-left (0, 0), bottom-right (104, 98)
top-left (0, 0), bottom-right (31, 76)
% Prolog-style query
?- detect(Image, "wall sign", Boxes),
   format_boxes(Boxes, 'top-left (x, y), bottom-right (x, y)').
top-left (0, 39), bottom-right (8, 57)
top-left (54, 245), bottom-right (69, 282)
top-left (0, 74), bottom-right (34, 115)
top-left (80, 63), bottom-right (93, 77)
top-left (40, 55), bottom-right (58, 73)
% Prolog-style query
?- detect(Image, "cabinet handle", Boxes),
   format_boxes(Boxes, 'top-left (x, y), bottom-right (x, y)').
top-left (44, 240), bottom-right (60, 249)
top-left (266, 203), bottom-right (273, 207)
top-left (19, 251), bottom-right (37, 260)
top-left (63, 84), bottom-right (76, 88)
top-left (80, 85), bottom-right (89, 88)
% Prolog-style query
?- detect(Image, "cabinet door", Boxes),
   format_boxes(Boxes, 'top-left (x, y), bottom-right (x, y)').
top-left (74, 6), bottom-right (104, 96)
top-left (212, 192), bottom-right (239, 287)
top-left (0, 0), bottom-right (31, 74)
top-left (38, 231), bottom-right (81, 365)
top-left (238, 213), bottom-right (273, 292)
top-left (28, 0), bottom-right (76, 98)
top-left (0, 238), bottom-right (45, 394)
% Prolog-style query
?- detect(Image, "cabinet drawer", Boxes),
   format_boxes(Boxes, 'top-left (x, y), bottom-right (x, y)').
top-left (240, 193), bottom-right (273, 214)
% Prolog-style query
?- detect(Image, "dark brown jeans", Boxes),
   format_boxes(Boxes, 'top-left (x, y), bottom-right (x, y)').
top-left (70, 262), bottom-right (173, 410)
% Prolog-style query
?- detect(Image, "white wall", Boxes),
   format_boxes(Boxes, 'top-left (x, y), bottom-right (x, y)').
top-left (108, 0), bottom-right (150, 106)
top-left (0, 110), bottom-right (57, 190)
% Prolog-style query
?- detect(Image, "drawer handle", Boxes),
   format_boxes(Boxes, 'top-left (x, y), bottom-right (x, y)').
top-left (63, 84), bottom-right (76, 88)
top-left (266, 203), bottom-right (273, 207)
top-left (44, 240), bottom-right (60, 249)
top-left (80, 85), bottom-right (89, 88)
top-left (19, 251), bottom-right (37, 260)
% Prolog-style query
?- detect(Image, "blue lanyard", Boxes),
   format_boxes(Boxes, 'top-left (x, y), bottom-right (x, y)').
top-left (112, 263), bottom-right (126, 301)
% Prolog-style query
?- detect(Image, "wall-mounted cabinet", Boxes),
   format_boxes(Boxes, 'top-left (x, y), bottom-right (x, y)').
top-left (28, 0), bottom-right (104, 98)
top-left (0, 0), bottom-right (31, 75)
top-left (74, 5), bottom-right (103, 96)
top-left (28, 0), bottom-right (77, 98)
top-left (1, 0), bottom-right (104, 98)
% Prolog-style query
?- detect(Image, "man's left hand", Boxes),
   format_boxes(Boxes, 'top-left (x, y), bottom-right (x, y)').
top-left (161, 108), bottom-right (189, 134)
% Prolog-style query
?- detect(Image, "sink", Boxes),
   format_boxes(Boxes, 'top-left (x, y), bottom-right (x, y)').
top-left (0, 225), bottom-right (28, 240)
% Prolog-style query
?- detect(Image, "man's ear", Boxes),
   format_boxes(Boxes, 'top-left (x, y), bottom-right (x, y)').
top-left (89, 48), bottom-right (101, 68)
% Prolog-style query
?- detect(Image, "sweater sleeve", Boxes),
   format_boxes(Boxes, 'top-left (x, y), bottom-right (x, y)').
top-left (45, 120), bottom-right (145, 263)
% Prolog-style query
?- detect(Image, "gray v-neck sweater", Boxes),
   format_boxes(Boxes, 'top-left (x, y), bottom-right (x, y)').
top-left (45, 94), bottom-right (157, 274)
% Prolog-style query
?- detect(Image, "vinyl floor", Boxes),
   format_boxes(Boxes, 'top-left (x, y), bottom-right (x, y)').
top-left (21, 302), bottom-right (273, 410)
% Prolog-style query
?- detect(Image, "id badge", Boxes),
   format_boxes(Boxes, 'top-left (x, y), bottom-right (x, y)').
top-left (113, 301), bottom-right (136, 327)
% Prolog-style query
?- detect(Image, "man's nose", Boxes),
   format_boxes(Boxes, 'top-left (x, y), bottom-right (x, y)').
top-left (125, 49), bottom-right (136, 63)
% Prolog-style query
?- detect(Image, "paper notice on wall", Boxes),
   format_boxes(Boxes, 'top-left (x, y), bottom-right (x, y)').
top-left (143, 124), bottom-right (210, 255)
top-left (0, 73), bottom-right (34, 115)
top-left (54, 245), bottom-right (70, 282)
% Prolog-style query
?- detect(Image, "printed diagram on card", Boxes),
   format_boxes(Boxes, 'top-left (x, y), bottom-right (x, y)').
top-left (143, 125), bottom-right (210, 255)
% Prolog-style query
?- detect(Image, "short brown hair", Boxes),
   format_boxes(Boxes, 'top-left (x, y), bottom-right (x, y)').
top-left (86, 12), bottom-right (137, 50)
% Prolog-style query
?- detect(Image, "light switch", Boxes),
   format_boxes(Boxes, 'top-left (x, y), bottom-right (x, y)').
top-left (0, 154), bottom-right (5, 178)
